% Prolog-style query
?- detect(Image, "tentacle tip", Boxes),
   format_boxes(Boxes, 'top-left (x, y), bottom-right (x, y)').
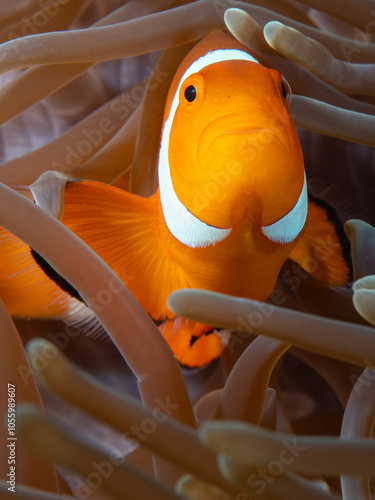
top-left (224, 7), bottom-right (259, 34)
top-left (166, 289), bottom-right (188, 314)
top-left (353, 275), bottom-right (375, 292)
top-left (175, 474), bottom-right (194, 495)
top-left (15, 403), bottom-right (43, 435)
top-left (198, 420), bottom-right (226, 449)
top-left (352, 285), bottom-right (375, 326)
top-left (26, 337), bottom-right (59, 372)
top-left (264, 20), bottom-right (284, 34)
top-left (263, 20), bottom-right (292, 46)
top-left (224, 7), bottom-right (248, 22)
top-left (344, 218), bottom-right (366, 238)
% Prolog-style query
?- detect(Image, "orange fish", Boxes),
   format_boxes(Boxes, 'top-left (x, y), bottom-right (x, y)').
top-left (0, 31), bottom-right (348, 366)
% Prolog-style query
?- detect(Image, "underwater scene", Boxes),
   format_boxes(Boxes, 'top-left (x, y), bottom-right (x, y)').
top-left (0, 1), bottom-right (375, 499)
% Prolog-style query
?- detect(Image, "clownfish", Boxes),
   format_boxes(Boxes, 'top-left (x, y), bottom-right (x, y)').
top-left (0, 31), bottom-right (348, 367)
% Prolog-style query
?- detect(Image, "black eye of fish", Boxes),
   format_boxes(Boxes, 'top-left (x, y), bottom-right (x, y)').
top-left (184, 84), bottom-right (197, 102)
top-left (280, 77), bottom-right (292, 105)
top-left (281, 81), bottom-right (288, 99)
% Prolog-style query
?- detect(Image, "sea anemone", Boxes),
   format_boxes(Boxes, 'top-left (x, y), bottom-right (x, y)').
top-left (0, 1), bottom-right (375, 499)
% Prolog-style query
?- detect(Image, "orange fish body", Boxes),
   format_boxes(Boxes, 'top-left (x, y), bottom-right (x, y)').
top-left (0, 32), bottom-right (348, 366)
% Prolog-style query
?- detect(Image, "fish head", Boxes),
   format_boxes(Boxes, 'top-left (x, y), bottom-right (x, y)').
top-left (159, 31), bottom-right (306, 248)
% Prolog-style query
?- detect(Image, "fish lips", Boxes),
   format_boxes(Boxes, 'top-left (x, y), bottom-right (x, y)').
top-left (197, 113), bottom-right (293, 168)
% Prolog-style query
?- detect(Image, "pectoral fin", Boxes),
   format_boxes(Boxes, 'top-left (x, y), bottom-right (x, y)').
top-left (288, 200), bottom-right (349, 286)
top-left (62, 180), bottom-right (189, 321)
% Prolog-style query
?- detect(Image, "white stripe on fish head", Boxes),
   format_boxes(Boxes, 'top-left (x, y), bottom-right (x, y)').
top-left (158, 49), bottom-right (259, 248)
top-left (261, 171), bottom-right (308, 244)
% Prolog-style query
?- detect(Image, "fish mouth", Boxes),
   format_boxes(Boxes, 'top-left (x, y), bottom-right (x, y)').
top-left (197, 110), bottom-right (291, 161)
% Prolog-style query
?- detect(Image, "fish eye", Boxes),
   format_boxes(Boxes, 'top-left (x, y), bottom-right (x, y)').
top-left (281, 82), bottom-right (287, 99)
top-left (281, 77), bottom-right (292, 105)
top-left (184, 84), bottom-right (197, 103)
top-left (180, 74), bottom-right (204, 106)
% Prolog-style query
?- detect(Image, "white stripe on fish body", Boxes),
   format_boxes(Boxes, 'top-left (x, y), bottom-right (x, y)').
top-left (261, 172), bottom-right (308, 244)
top-left (159, 49), bottom-right (259, 248)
